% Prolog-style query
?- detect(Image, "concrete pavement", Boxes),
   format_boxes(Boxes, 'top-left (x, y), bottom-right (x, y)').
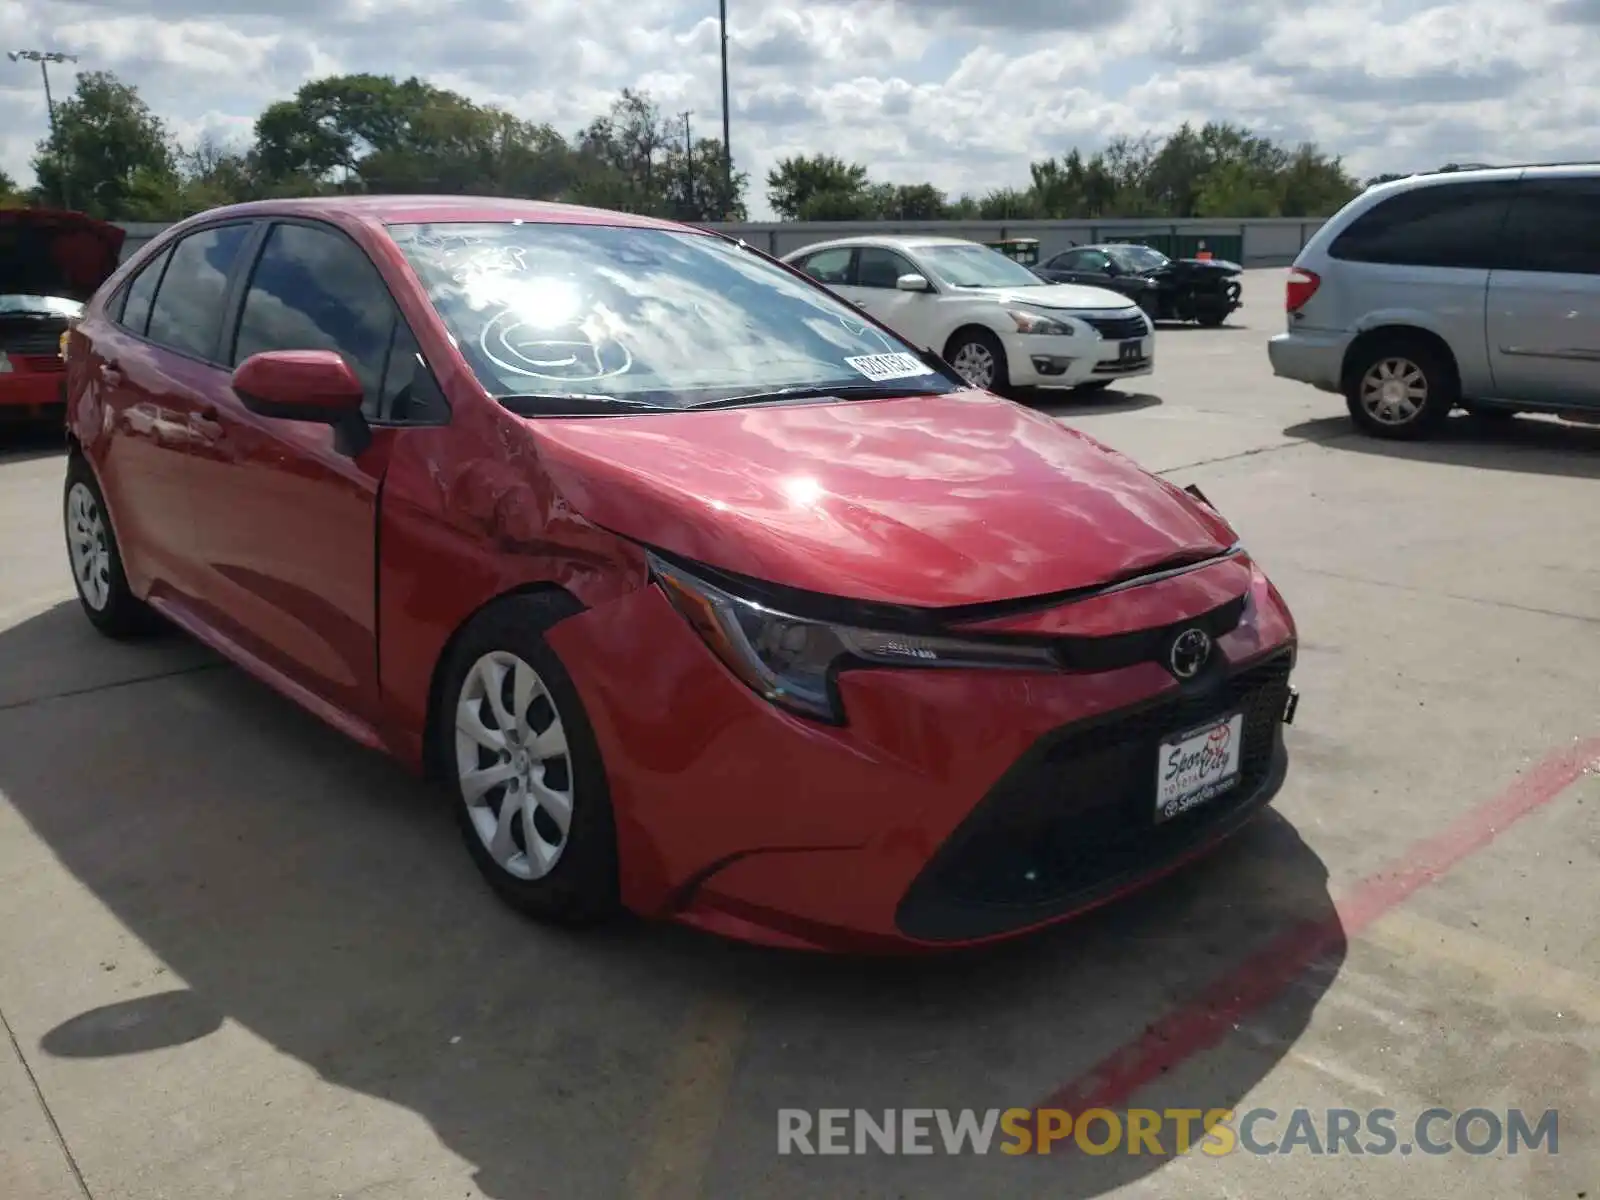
top-left (1, 271), bottom-right (1596, 1199)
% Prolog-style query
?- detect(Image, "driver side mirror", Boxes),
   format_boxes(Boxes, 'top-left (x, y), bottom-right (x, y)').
top-left (896, 273), bottom-right (933, 293)
top-left (231, 349), bottom-right (372, 456)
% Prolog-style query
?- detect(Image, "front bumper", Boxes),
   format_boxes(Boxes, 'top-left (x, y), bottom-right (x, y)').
top-left (0, 356), bottom-right (68, 414)
top-left (1004, 328), bottom-right (1155, 390)
top-left (546, 556), bottom-right (1298, 953)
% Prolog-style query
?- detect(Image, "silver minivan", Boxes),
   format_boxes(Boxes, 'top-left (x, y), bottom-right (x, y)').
top-left (1268, 164), bottom-right (1600, 439)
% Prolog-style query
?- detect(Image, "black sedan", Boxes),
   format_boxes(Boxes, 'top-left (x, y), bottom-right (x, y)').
top-left (1035, 243), bottom-right (1242, 327)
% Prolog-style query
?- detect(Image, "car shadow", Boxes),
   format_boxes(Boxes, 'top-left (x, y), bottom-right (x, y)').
top-left (0, 600), bottom-right (1343, 1199)
top-left (1150, 322), bottom-right (1249, 332)
top-left (1285, 412), bottom-right (1600, 480)
top-left (1025, 388), bottom-right (1163, 418)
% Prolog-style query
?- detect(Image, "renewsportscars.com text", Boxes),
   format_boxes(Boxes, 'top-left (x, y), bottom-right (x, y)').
top-left (777, 1107), bottom-right (1560, 1157)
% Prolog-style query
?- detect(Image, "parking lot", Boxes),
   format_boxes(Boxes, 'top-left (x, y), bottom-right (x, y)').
top-left (1, 268), bottom-right (1596, 1199)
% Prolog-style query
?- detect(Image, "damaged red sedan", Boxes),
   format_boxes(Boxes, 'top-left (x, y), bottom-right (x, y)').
top-left (62, 196), bottom-right (1298, 952)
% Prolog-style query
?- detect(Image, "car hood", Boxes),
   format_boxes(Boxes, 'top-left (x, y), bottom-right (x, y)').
top-left (0, 209), bottom-right (126, 303)
top-left (527, 390), bottom-right (1238, 609)
top-left (952, 281), bottom-right (1140, 311)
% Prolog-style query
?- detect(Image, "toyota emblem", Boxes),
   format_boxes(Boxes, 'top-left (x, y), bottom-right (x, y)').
top-left (1168, 628), bottom-right (1212, 679)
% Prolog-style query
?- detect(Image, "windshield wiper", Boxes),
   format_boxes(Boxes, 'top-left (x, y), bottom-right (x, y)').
top-left (685, 381), bottom-right (950, 410)
top-left (497, 392), bottom-right (673, 415)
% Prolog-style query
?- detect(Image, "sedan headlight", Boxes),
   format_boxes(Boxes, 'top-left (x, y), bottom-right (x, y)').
top-left (1005, 308), bottom-right (1074, 336)
top-left (649, 553), bottom-right (1058, 722)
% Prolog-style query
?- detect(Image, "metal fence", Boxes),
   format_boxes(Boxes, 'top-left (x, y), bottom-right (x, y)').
top-left (115, 216), bottom-right (1328, 267)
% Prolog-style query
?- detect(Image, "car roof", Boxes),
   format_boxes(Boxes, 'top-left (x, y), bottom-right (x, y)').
top-left (161, 194), bottom-right (695, 237)
top-left (788, 234), bottom-right (978, 255)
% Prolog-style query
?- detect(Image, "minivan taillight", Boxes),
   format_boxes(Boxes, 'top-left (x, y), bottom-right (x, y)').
top-left (1286, 268), bottom-right (1321, 313)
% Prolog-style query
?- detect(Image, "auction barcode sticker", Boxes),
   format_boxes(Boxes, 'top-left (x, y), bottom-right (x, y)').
top-left (844, 352), bottom-right (935, 382)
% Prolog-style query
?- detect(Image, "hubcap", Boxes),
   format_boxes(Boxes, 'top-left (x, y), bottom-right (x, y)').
top-left (951, 341), bottom-right (996, 388)
top-left (455, 650), bottom-right (574, 881)
top-left (1359, 357), bottom-right (1428, 425)
top-left (66, 482), bottom-right (112, 612)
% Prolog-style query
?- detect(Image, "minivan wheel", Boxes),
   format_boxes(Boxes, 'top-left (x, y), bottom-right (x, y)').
top-left (62, 455), bottom-right (159, 638)
top-left (434, 594), bottom-right (619, 927)
top-left (1344, 339), bottom-right (1456, 440)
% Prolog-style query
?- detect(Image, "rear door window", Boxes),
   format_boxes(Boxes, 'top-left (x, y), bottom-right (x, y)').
top-left (1328, 181), bottom-right (1517, 270)
top-left (1497, 177), bottom-right (1600, 275)
top-left (145, 224), bottom-right (255, 358)
top-left (794, 247), bottom-right (854, 284)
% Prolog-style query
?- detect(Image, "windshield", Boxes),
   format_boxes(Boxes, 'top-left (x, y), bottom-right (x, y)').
top-left (914, 243), bottom-right (1047, 289)
top-left (1105, 245), bottom-right (1170, 272)
top-left (0, 294), bottom-right (81, 317)
top-left (387, 222), bottom-right (958, 412)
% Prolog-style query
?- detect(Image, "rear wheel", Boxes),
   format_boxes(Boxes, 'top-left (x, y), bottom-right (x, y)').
top-left (1343, 337), bottom-right (1456, 440)
top-left (433, 593), bottom-right (620, 927)
top-left (945, 328), bottom-right (1009, 394)
top-left (62, 455), bottom-right (159, 638)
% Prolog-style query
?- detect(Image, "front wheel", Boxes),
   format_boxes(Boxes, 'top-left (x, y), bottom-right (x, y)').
top-left (945, 328), bottom-right (1010, 394)
top-left (434, 594), bottom-right (620, 927)
top-left (1344, 339), bottom-right (1456, 440)
top-left (62, 455), bottom-right (159, 638)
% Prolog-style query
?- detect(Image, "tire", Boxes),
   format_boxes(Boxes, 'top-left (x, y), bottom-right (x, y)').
top-left (433, 593), bottom-right (620, 927)
top-left (62, 454), bottom-right (160, 638)
top-left (1196, 308), bottom-right (1229, 328)
top-left (1072, 380), bottom-right (1114, 393)
top-left (1343, 336), bottom-right (1457, 440)
top-left (945, 328), bottom-right (1010, 394)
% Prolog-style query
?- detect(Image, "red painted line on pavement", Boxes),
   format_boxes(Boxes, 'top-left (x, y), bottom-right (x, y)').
top-left (1036, 735), bottom-right (1600, 1116)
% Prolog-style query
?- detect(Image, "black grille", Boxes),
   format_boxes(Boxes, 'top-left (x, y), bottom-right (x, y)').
top-left (895, 650), bottom-right (1293, 942)
top-left (1081, 313), bottom-right (1149, 341)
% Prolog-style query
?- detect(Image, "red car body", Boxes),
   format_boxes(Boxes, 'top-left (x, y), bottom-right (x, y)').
top-left (63, 196), bottom-right (1298, 953)
top-left (0, 208), bottom-right (124, 417)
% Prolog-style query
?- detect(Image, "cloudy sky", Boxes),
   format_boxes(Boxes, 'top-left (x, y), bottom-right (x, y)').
top-left (4, 0), bottom-right (1598, 219)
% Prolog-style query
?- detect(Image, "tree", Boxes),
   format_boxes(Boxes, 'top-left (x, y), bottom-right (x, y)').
top-left (766, 155), bottom-right (870, 220)
top-left (0, 166), bottom-right (19, 207)
top-left (31, 70), bottom-right (181, 219)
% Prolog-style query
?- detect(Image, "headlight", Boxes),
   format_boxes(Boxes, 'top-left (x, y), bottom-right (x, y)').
top-left (649, 553), bottom-right (1058, 722)
top-left (1005, 308), bottom-right (1073, 336)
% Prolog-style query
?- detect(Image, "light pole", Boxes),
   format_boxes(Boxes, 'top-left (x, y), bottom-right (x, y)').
top-left (718, 0), bottom-right (732, 213)
top-left (8, 49), bottom-right (79, 209)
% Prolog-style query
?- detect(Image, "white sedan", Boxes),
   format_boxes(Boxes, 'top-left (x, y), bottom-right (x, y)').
top-left (781, 235), bottom-right (1154, 394)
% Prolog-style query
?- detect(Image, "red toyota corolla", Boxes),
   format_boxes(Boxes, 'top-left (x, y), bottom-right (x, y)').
top-left (61, 196), bottom-right (1298, 952)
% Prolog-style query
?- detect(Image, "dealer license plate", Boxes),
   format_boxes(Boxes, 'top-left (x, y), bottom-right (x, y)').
top-left (1118, 340), bottom-right (1143, 362)
top-left (1154, 711), bottom-right (1244, 823)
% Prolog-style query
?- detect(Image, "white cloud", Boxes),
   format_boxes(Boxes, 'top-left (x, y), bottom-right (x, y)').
top-left (3, 0), bottom-right (1598, 218)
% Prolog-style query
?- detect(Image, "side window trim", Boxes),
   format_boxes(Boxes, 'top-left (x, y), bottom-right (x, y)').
top-left (229, 216), bottom-right (450, 427)
top-left (130, 220), bottom-right (260, 363)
